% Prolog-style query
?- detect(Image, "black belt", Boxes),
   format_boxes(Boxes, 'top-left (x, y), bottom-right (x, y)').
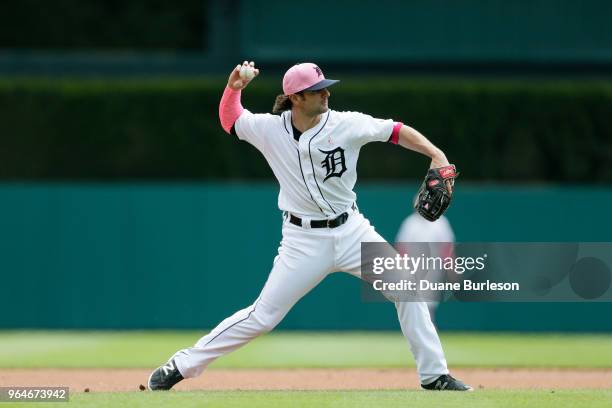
top-left (286, 204), bottom-right (355, 229)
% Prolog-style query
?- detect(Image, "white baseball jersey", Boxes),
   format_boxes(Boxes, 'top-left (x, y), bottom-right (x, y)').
top-left (234, 109), bottom-right (394, 217)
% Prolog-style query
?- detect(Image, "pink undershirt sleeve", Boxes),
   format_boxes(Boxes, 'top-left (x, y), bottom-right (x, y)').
top-left (219, 86), bottom-right (244, 134)
top-left (389, 122), bottom-right (403, 144)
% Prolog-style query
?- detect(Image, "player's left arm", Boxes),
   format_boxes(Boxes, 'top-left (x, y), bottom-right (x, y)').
top-left (396, 125), bottom-right (450, 169)
top-left (396, 125), bottom-right (454, 192)
top-left (354, 112), bottom-right (450, 171)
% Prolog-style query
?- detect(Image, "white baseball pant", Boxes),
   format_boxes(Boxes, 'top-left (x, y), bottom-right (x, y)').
top-left (172, 211), bottom-right (449, 383)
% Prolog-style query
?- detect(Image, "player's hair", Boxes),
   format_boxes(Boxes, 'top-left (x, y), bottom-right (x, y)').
top-left (272, 94), bottom-right (291, 114)
top-left (272, 92), bottom-right (304, 114)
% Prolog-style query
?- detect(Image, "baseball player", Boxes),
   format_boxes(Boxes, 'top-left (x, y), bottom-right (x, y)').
top-left (396, 211), bottom-right (455, 323)
top-left (148, 61), bottom-right (472, 391)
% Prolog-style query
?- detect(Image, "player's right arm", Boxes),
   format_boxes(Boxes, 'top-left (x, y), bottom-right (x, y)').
top-left (219, 61), bottom-right (259, 134)
top-left (218, 61), bottom-right (277, 154)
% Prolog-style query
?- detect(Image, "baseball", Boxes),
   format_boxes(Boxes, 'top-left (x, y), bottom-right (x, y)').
top-left (240, 63), bottom-right (255, 81)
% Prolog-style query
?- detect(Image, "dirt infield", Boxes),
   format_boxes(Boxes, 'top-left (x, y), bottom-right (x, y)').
top-left (1, 368), bottom-right (610, 392)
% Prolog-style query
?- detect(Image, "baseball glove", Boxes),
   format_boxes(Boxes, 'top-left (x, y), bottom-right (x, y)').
top-left (414, 165), bottom-right (458, 222)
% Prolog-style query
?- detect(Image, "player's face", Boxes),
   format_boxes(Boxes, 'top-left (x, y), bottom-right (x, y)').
top-left (299, 88), bottom-right (330, 115)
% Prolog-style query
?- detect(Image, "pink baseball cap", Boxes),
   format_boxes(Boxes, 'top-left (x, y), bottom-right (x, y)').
top-left (282, 63), bottom-right (339, 96)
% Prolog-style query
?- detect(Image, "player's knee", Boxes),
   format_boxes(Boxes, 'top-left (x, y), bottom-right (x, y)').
top-left (250, 313), bottom-right (280, 333)
top-left (259, 310), bottom-right (285, 332)
top-left (252, 304), bottom-right (286, 333)
top-left (259, 319), bottom-right (279, 333)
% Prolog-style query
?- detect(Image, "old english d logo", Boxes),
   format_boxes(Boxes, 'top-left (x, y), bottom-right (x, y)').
top-left (319, 147), bottom-right (347, 181)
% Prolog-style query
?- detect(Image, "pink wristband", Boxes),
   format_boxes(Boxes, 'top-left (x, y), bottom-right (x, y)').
top-left (390, 122), bottom-right (403, 144)
top-left (219, 86), bottom-right (244, 134)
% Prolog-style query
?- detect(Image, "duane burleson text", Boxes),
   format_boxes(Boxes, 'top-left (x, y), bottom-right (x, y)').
top-left (372, 280), bottom-right (520, 292)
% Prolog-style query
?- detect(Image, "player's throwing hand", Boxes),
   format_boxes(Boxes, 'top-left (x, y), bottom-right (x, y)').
top-left (228, 61), bottom-right (259, 90)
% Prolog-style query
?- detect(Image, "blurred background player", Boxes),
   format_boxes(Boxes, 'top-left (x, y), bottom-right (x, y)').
top-left (395, 207), bottom-right (455, 324)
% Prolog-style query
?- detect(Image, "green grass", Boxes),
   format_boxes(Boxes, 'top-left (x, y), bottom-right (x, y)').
top-left (11, 390), bottom-right (612, 408)
top-left (1, 331), bottom-right (612, 369)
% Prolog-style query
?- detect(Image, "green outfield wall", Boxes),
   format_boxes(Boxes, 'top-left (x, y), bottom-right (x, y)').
top-left (1, 183), bottom-right (611, 331)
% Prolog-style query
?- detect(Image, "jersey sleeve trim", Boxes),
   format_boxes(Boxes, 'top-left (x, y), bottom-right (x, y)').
top-left (389, 122), bottom-right (403, 144)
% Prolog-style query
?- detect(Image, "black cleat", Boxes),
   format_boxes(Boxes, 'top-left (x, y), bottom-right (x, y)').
top-left (147, 359), bottom-right (184, 391)
top-left (421, 374), bottom-right (473, 391)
